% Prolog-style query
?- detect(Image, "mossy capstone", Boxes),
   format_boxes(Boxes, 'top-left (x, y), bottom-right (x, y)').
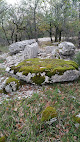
top-left (8, 58), bottom-right (79, 85)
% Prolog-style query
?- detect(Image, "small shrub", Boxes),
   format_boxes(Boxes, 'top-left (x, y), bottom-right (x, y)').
top-left (73, 52), bottom-right (80, 66)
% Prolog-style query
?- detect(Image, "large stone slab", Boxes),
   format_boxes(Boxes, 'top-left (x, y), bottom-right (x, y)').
top-left (6, 58), bottom-right (80, 85)
top-left (9, 39), bottom-right (36, 55)
top-left (6, 42), bottom-right (39, 66)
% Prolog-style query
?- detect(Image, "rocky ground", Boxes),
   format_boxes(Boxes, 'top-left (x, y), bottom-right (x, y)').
top-left (0, 51), bottom-right (53, 104)
top-left (0, 38), bottom-right (80, 104)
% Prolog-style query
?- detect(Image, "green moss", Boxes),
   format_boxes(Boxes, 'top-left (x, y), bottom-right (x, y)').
top-left (73, 113), bottom-right (80, 124)
top-left (0, 59), bottom-right (5, 63)
top-left (11, 66), bottom-right (20, 74)
top-left (6, 77), bottom-right (20, 89)
top-left (41, 106), bottom-right (57, 122)
top-left (46, 66), bottom-right (75, 77)
top-left (0, 89), bottom-right (3, 94)
top-left (0, 136), bottom-right (5, 142)
top-left (32, 74), bottom-right (45, 85)
top-left (11, 58), bottom-right (79, 78)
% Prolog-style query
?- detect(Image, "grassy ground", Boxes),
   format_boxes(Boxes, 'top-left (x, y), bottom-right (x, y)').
top-left (0, 45), bottom-right (9, 53)
top-left (38, 41), bottom-right (53, 48)
top-left (0, 68), bottom-right (7, 76)
top-left (0, 40), bottom-right (80, 141)
top-left (0, 81), bottom-right (80, 142)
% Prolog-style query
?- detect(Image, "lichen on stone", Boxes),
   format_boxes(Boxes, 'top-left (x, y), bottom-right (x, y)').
top-left (41, 106), bottom-right (57, 122)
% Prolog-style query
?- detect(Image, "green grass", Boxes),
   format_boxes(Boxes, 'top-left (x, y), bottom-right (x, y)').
top-left (0, 68), bottom-right (7, 76)
top-left (38, 41), bottom-right (53, 48)
top-left (0, 45), bottom-right (9, 53)
top-left (0, 81), bottom-right (80, 142)
top-left (0, 59), bottom-right (5, 63)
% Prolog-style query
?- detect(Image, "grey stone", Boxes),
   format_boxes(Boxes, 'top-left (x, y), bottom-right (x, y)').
top-left (58, 41), bottom-right (75, 56)
top-left (10, 81), bottom-right (17, 91)
top-left (5, 85), bottom-right (12, 93)
top-left (44, 46), bottom-right (57, 54)
top-left (16, 72), bottom-right (35, 83)
top-left (7, 69), bottom-right (80, 85)
top-left (6, 52), bottom-right (25, 66)
top-left (6, 42), bottom-right (39, 66)
top-left (4, 80), bottom-right (19, 93)
top-left (51, 70), bottom-right (80, 83)
top-left (1, 77), bottom-right (9, 89)
top-left (9, 39), bottom-right (36, 54)
top-left (46, 117), bottom-right (57, 125)
top-left (23, 42), bottom-right (39, 59)
top-left (6, 67), bottom-right (11, 72)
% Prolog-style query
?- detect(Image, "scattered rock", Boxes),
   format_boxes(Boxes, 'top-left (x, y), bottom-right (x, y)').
top-left (1, 77), bottom-right (20, 93)
top-left (46, 117), bottom-right (57, 125)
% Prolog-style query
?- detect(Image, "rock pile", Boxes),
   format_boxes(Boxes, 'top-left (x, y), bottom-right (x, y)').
top-left (6, 39), bottom-right (39, 66)
top-left (38, 41), bottom-right (75, 60)
top-left (0, 40), bottom-right (80, 93)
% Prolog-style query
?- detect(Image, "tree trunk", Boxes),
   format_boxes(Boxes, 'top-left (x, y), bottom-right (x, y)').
top-left (59, 31), bottom-right (61, 42)
top-left (50, 21), bottom-right (53, 43)
top-left (55, 27), bottom-right (58, 42)
top-left (2, 20), bottom-right (10, 45)
top-left (15, 34), bottom-right (18, 42)
top-left (34, 9), bottom-right (38, 42)
top-left (11, 29), bottom-right (14, 43)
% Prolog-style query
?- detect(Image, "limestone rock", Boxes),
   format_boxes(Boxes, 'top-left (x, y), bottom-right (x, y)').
top-left (5, 84), bottom-right (12, 93)
top-left (9, 39), bottom-right (36, 55)
top-left (6, 52), bottom-right (24, 66)
top-left (1, 77), bottom-right (20, 93)
top-left (51, 70), bottom-right (80, 83)
top-left (58, 41), bottom-right (75, 56)
top-left (6, 42), bottom-right (39, 66)
top-left (23, 42), bottom-right (39, 59)
top-left (6, 58), bottom-right (80, 85)
top-left (44, 46), bottom-right (57, 54)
